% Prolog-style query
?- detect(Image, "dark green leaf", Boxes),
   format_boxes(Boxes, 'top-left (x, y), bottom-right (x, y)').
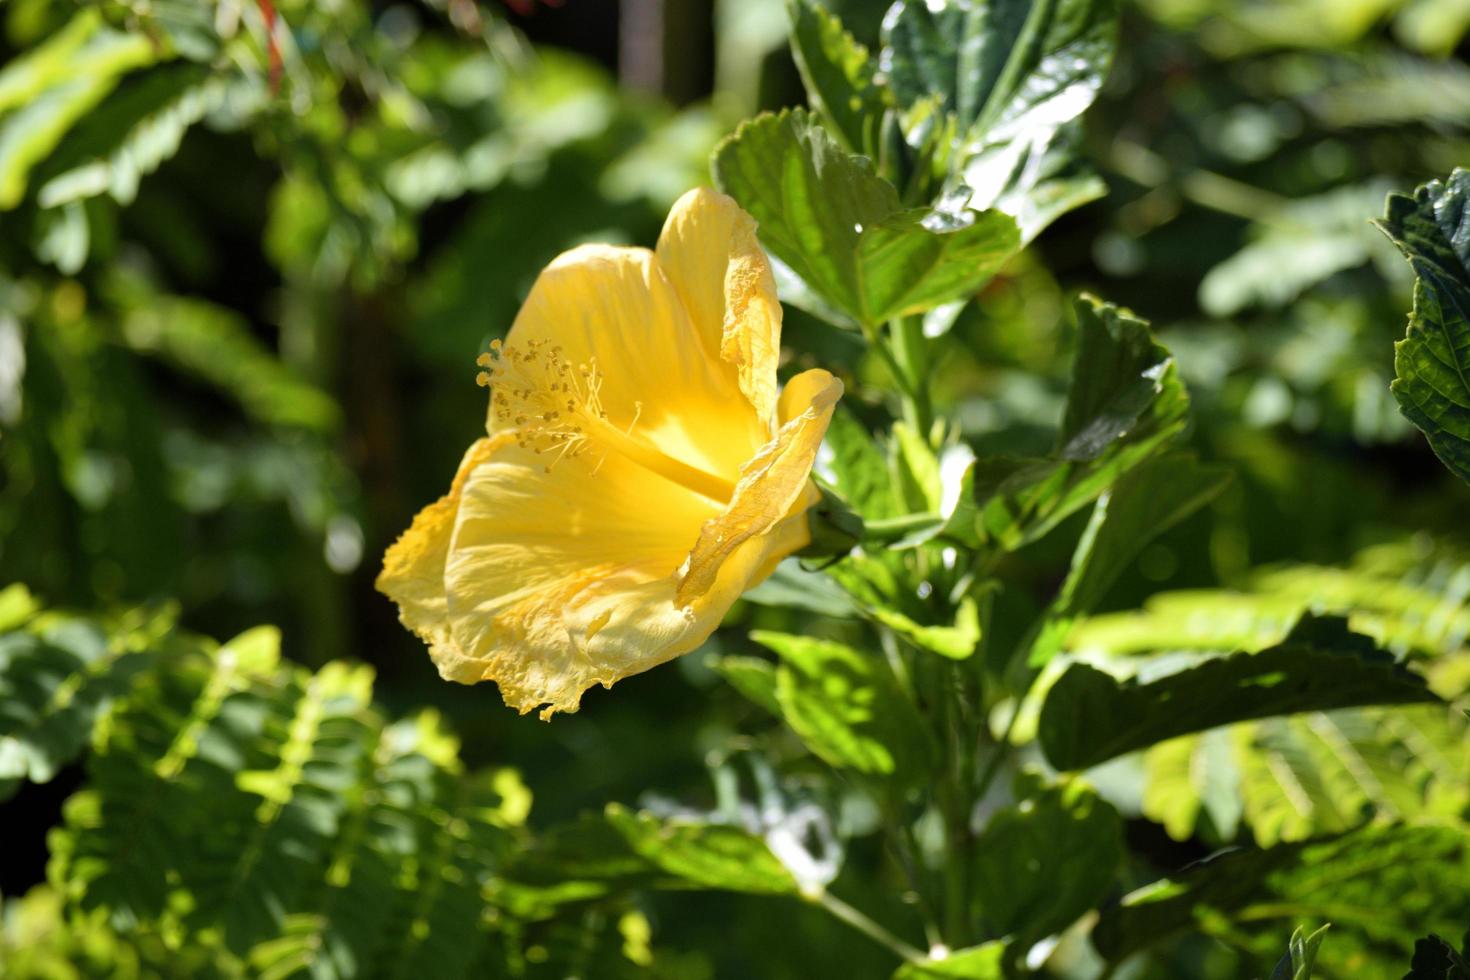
top-left (941, 296), bottom-right (1191, 551)
top-left (1025, 453), bottom-right (1231, 668)
top-left (971, 772), bottom-right (1123, 945)
top-left (1405, 932), bottom-right (1470, 979)
top-left (882, 0), bottom-right (1118, 239)
top-left (1377, 168), bottom-right (1470, 484)
top-left (1093, 825), bottom-right (1470, 962)
top-left (1039, 615), bottom-right (1440, 771)
top-left (711, 109), bottom-right (1018, 328)
top-left (752, 631), bottom-right (931, 776)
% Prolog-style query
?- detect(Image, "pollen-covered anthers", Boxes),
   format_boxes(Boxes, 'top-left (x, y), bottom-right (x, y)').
top-left (476, 338), bottom-right (611, 470)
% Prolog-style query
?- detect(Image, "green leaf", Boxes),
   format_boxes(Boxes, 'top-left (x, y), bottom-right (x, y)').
top-left (111, 278), bottom-right (341, 433)
top-left (971, 773), bottom-right (1123, 945)
top-left (942, 296), bottom-right (1191, 551)
top-left (1201, 181), bottom-right (1399, 317)
top-left (0, 607), bottom-right (170, 800)
top-left (603, 804), bottom-right (798, 895)
top-left (882, 0), bottom-right (1118, 240)
top-left (12, 600), bottom-right (530, 973)
top-left (872, 595), bottom-right (982, 660)
top-left (1378, 168), bottom-right (1470, 484)
top-left (707, 654), bottom-right (782, 716)
top-left (711, 108), bottom-right (1019, 329)
top-left (492, 814), bottom-right (667, 919)
top-left (1268, 924), bottom-right (1330, 980)
top-left (823, 407), bottom-right (902, 520)
top-left (0, 583), bottom-right (39, 631)
top-left (1071, 536), bottom-right (1470, 663)
top-left (892, 942), bottom-right (1005, 978)
top-left (743, 559), bottom-right (859, 617)
top-left (35, 64), bottom-right (226, 210)
top-left (752, 631), bottom-right (931, 777)
top-left (881, 0), bottom-right (1117, 143)
top-left (788, 0), bottom-right (890, 155)
top-left (1405, 932), bottom-right (1470, 979)
top-left (0, 13), bottom-right (159, 209)
top-left (1093, 824), bottom-right (1470, 963)
top-left (1039, 615), bottom-right (1441, 771)
top-left (1025, 453), bottom-right (1231, 668)
top-left (1142, 703), bottom-right (1470, 848)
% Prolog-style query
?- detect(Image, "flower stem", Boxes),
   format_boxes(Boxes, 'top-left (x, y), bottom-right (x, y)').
top-left (815, 889), bottom-right (926, 964)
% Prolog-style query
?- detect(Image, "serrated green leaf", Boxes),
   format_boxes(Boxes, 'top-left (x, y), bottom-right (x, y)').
top-left (712, 108), bottom-right (1018, 329)
top-left (604, 804), bottom-right (798, 895)
top-left (892, 942), bottom-right (1005, 978)
top-left (788, 0), bottom-right (890, 156)
top-left (941, 296), bottom-right (1191, 552)
top-left (1039, 615), bottom-right (1440, 771)
top-left (971, 772), bottom-right (1123, 945)
top-left (1377, 168), bottom-right (1470, 484)
top-left (1093, 824), bottom-right (1470, 963)
top-left (882, 0), bottom-right (1117, 239)
top-left (752, 631), bottom-right (931, 776)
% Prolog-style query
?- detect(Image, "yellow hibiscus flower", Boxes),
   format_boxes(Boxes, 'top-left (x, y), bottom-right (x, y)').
top-left (377, 188), bottom-right (843, 719)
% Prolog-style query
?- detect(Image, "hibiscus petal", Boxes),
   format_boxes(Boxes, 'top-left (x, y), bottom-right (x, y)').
top-left (376, 435), bottom-right (505, 682)
top-left (443, 438), bottom-right (719, 717)
top-left (676, 369), bottom-right (843, 605)
top-left (656, 187), bottom-right (783, 431)
top-left (498, 242), bottom-right (766, 483)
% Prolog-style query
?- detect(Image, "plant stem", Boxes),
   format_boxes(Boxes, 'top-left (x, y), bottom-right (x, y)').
top-left (889, 315), bottom-right (933, 436)
top-left (973, 700), bottom-right (1021, 804)
top-left (816, 890), bottom-right (927, 964)
top-left (860, 320), bottom-right (919, 402)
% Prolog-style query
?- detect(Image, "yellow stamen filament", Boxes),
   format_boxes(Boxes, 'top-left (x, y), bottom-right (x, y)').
top-left (478, 341), bottom-right (736, 504)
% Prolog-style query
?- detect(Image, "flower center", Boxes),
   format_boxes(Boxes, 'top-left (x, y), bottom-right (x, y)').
top-left (478, 340), bottom-right (736, 505)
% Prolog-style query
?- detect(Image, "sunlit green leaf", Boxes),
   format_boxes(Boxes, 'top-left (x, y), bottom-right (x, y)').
top-left (604, 804), bottom-right (798, 895)
top-left (1025, 453), bottom-right (1231, 668)
top-left (712, 108), bottom-right (1018, 328)
top-left (892, 942), bottom-right (1005, 978)
top-left (752, 631), bottom-right (930, 777)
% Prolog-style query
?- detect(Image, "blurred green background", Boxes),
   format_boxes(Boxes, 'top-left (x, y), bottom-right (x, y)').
top-left (1, 0), bottom-right (1467, 975)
